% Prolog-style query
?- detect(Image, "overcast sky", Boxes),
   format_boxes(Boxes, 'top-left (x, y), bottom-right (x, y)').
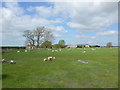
top-left (1, 1), bottom-right (118, 46)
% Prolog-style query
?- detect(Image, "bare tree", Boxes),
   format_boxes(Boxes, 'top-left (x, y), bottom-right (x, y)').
top-left (43, 29), bottom-right (54, 43)
top-left (34, 26), bottom-right (45, 47)
top-left (23, 30), bottom-right (35, 46)
top-left (23, 26), bottom-right (54, 47)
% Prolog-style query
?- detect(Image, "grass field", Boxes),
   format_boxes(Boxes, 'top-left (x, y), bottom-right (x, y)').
top-left (2, 48), bottom-right (118, 88)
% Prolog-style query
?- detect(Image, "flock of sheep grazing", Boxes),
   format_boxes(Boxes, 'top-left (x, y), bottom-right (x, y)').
top-left (43, 56), bottom-right (56, 61)
top-left (1, 48), bottom-right (98, 64)
top-left (43, 49), bottom-right (62, 61)
top-left (48, 49), bottom-right (61, 52)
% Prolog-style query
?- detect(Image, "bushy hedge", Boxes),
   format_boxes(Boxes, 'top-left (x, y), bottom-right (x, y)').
top-left (53, 44), bottom-right (66, 48)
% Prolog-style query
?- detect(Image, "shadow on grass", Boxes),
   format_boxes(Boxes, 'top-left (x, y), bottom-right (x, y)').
top-left (1, 74), bottom-right (9, 79)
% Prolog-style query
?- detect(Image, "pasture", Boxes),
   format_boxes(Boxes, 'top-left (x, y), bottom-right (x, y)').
top-left (2, 48), bottom-right (118, 88)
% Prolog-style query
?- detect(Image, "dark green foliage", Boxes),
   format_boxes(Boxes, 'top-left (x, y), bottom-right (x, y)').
top-left (91, 45), bottom-right (100, 48)
top-left (58, 40), bottom-right (65, 46)
top-left (77, 45), bottom-right (83, 48)
top-left (40, 41), bottom-right (52, 48)
top-left (107, 42), bottom-right (112, 47)
top-left (53, 44), bottom-right (63, 48)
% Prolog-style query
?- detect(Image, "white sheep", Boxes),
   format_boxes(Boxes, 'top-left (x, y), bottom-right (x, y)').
top-left (91, 48), bottom-right (95, 50)
top-left (43, 58), bottom-right (47, 61)
top-left (48, 56), bottom-right (53, 60)
top-left (53, 57), bottom-right (55, 60)
top-left (10, 60), bottom-right (16, 64)
top-left (54, 50), bottom-right (58, 52)
top-left (25, 50), bottom-right (27, 52)
top-left (82, 51), bottom-right (86, 53)
top-left (59, 49), bottom-right (61, 51)
top-left (17, 50), bottom-right (20, 52)
top-left (52, 50), bottom-right (55, 52)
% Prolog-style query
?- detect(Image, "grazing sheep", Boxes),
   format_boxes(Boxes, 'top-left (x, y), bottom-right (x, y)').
top-left (1, 59), bottom-right (5, 63)
top-left (59, 49), bottom-right (61, 51)
top-left (17, 50), bottom-right (20, 52)
top-left (53, 57), bottom-right (55, 60)
top-left (25, 50), bottom-right (27, 52)
top-left (52, 50), bottom-right (58, 52)
top-left (43, 58), bottom-right (47, 61)
top-left (91, 48), bottom-right (95, 50)
top-left (82, 51), bottom-right (86, 53)
top-left (52, 50), bottom-right (54, 52)
top-left (48, 56), bottom-right (53, 60)
top-left (10, 60), bottom-right (16, 64)
top-left (43, 56), bottom-right (56, 61)
top-left (48, 49), bottom-right (51, 50)
top-left (54, 50), bottom-right (58, 52)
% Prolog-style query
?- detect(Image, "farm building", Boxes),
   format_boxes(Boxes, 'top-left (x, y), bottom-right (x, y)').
top-left (26, 44), bottom-right (36, 49)
top-left (77, 44), bottom-right (91, 48)
top-left (66, 45), bottom-right (77, 48)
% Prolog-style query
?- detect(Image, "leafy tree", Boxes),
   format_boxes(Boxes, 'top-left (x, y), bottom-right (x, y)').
top-left (53, 44), bottom-right (62, 48)
top-left (106, 42), bottom-right (112, 47)
top-left (58, 40), bottom-right (65, 46)
top-left (41, 41), bottom-right (52, 48)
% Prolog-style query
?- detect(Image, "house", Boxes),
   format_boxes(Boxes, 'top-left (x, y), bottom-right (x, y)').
top-left (84, 44), bottom-right (90, 48)
top-left (26, 44), bottom-right (36, 49)
top-left (77, 44), bottom-right (91, 48)
top-left (66, 45), bottom-right (77, 48)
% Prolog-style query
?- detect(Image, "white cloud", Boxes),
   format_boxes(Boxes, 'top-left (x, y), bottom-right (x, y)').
top-left (1, 2), bottom-right (118, 46)
top-left (75, 35), bottom-right (97, 39)
top-left (97, 30), bottom-right (118, 36)
top-left (53, 26), bottom-right (68, 33)
top-left (54, 34), bottom-right (62, 37)
top-left (55, 2), bottom-right (118, 33)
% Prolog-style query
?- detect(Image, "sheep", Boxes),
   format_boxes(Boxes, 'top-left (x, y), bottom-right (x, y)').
top-left (10, 60), bottom-right (16, 64)
top-left (82, 51), bottom-right (86, 53)
top-left (52, 50), bottom-right (55, 52)
top-left (91, 48), bottom-right (95, 50)
top-left (25, 50), bottom-right (27, 52)
top-left (53, 57), bottom-right (55, 60)
top-left (59, 49), bottom-right (61, 51)
top-left (43, 58), bottom-right (47, 61)
top-left (1, 59), bottom-right (6, 63)
top-left (48, 49), bottom-right (51, 50)
top-left (48, 56), bottom-right (53, 60)
top-left (17, 50), bottom-right (20, 53)
top-left (43, 56), bottom-right (56, 61)
top-left (51, 50), bottom-right (58, 53)
top-left (55, 50), bottom-right (58, 52)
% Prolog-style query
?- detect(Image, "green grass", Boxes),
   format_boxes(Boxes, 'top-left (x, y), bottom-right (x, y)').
top-left (2, 48), bottom-right (118, 88)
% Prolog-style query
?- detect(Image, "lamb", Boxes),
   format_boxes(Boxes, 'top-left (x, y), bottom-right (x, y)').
top-left (43, 58), bottom-right (47, 61)
top-left (17, 50), bottom-right (20, 52)
top-left (43, 56), bottom-right (56, 61)
top-left (59, 49), bottom-right (61, 51)
top-left (25, 50), bottom-right (27, 52)
top-left (48, 56), bottom-right (53, 60)
top-left (91, 48), bottom-right (95, 50)
top-left (82, 51), bottom-right (86, 53)
top-left (52, 50), bottom-right (58, 52)
top-left (10, 60), bottom-right (16, 64)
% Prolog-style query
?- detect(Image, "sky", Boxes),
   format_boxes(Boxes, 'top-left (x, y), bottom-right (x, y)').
top-left (1, 1), bottom-right (118, 46)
